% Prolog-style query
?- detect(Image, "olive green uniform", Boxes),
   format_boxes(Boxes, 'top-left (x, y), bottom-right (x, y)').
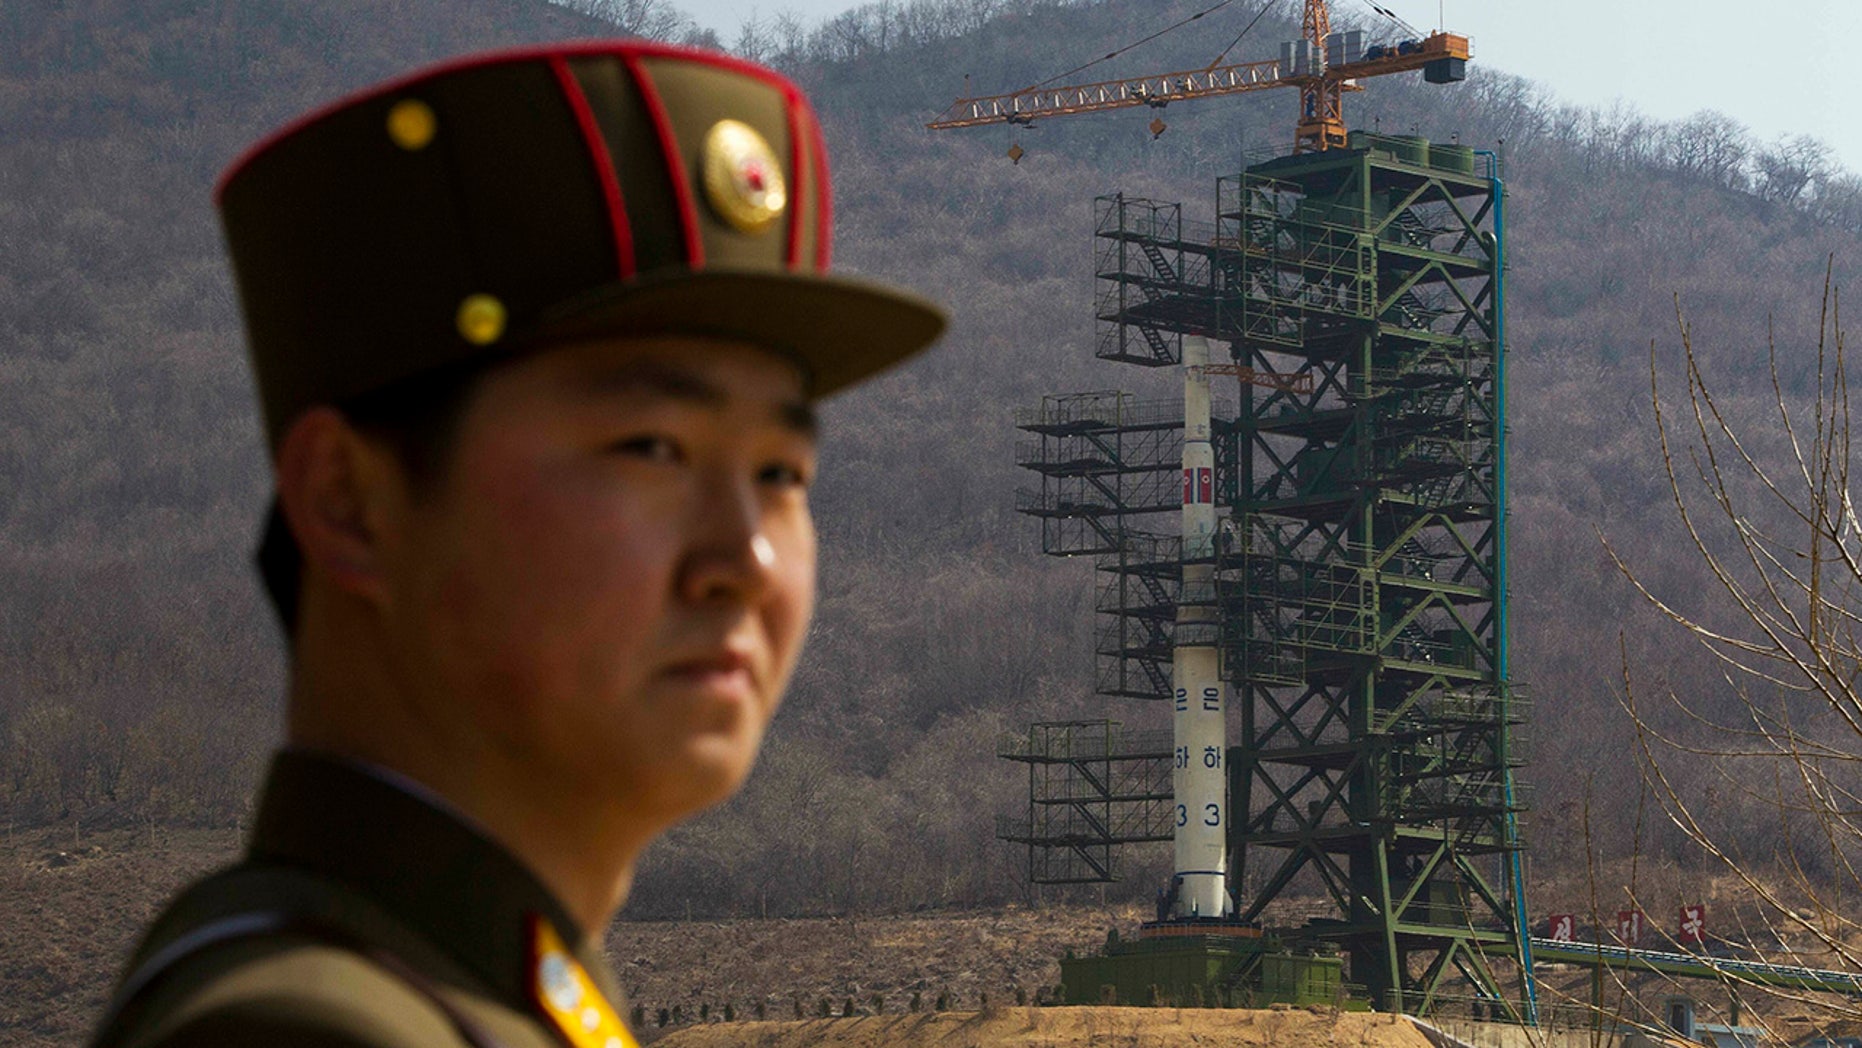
top-left (95, 752), bottom-right (632, 1048)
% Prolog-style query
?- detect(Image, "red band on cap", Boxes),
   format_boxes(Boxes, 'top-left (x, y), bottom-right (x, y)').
top-left (783, 88), bottom-right (805, 270)
top-left (622, 53), bottom-right (705, 269)
top-left (804, 108), bottom-right (833, 269)
top-left (550, 57), bottom-right (636, 280)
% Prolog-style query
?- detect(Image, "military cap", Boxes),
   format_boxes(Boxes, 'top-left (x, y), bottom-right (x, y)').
top-left (216, 40), bottom-right (947, 449)
top-left (218, 41), bottom-right (946, 627)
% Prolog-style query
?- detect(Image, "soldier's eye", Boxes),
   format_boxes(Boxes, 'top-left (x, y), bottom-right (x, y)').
top-left (610, 435), bottom-right (683, 463)
top-left (759, 461), bottom-right (812, 489)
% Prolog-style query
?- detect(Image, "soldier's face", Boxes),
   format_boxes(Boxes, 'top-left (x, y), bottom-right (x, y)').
top-left (382, 336), bottom-right (817, 826)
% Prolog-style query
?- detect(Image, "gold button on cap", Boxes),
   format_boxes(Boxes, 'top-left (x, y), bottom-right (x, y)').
top-left (386, 99), bottom-right (438, 151)
top-left (456, 294), bottom-right (507, 345)
top-left (701, 119), bottom-right (787, 234)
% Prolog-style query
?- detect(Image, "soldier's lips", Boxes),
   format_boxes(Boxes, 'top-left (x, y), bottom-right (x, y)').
top-left (659, 652), bottom-right (759, 701)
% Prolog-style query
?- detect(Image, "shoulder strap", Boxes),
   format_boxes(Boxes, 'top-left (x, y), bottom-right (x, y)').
top-left (94, 909), bottom-right (512, 1048)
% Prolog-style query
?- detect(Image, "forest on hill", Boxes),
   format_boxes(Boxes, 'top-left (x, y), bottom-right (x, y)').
top-left (2, 0), bottom-right (1859, 922)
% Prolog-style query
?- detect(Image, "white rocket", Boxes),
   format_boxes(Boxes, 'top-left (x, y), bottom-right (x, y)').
top-left (1172, 335), bottom-right (1232, 919)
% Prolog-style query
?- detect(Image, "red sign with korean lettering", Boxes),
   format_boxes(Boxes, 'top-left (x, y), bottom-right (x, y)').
top-left (1547, 914), bottom-right (1575, 942)
top-left (1616, 909), bottom-right (1644, 946)
top-left (1679, 904), bottom-right (1705, 945)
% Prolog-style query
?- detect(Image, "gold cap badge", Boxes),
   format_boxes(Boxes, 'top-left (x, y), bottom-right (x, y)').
top-left (386, 99), bottom-right (437, 151)
top-left (701, 119), bottom-right (786, 234)
top-left (456, 293), bottom-right (507, 346)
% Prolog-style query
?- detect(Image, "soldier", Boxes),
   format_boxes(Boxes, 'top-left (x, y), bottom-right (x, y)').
top-left (91, 40), bottom-right (944, 1048)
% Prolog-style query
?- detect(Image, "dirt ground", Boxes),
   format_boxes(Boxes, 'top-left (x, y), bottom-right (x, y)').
top-left (653, 1007), bottom-right (1436, 1048)
top-left (9, 824), bottom-right (1860, 1048)
top-left (0, 825), bottom-right (1123, 1048)
top-left (0, 824), bottom-right (242, 1048)
top-left (603, 905), bottom-right (1124, 1026)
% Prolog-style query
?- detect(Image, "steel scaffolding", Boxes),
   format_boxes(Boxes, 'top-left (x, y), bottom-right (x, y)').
top-left (998, 720), bottom-right (1174, 884)
top-left (1213, 137), bottom-right (1529, 1017)
top-left (1015, 392), bottom-right (1236, 702)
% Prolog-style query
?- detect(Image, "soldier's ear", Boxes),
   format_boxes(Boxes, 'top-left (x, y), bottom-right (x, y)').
top-left (274, 406), bottom-right (401, 606)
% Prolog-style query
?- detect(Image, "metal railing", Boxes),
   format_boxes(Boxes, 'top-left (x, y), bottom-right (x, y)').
top-left (1015, 394), bottom-right (1187, 432)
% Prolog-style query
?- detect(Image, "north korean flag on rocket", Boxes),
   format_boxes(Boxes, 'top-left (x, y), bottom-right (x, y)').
top-left (1183, 467), bottom-right (1213, 504)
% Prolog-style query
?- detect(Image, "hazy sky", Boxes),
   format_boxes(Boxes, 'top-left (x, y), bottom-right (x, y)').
top-left (680, 0), bottom-right (1862, 176)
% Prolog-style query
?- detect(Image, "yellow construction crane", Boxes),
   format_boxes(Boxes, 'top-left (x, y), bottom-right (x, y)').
top-left (926, 0), bottom-right (1469, 153)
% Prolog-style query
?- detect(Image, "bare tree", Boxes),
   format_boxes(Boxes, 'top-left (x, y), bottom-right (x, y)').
top-left (1611, 263), bottom-right (1862, 992)
top-left (1807, 174), bottom-right (1862, 236)
top-left (1662, 110), bottom-right (1750, 191)
top-left (553, 0), bottom-right (696, 40)
top-left (1754, 135), bottom-right (1832, 207)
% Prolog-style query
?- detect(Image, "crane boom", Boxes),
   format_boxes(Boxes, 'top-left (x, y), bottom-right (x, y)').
top-left (928, 57), bottom-right (1286, 130)
top-left (925, 0), bottom-right (1471, 153)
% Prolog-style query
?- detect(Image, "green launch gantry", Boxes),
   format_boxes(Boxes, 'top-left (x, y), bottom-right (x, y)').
top-left (1007, 133), bottom-right (1536, 1018)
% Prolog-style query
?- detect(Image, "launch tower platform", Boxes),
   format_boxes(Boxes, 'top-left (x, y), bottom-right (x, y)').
top-left (1010, 133), bottom-right (1533, 1019)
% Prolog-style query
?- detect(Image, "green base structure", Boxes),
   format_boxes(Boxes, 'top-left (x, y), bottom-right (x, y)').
top-left (1060, 924), bottom-right (1367, 1009)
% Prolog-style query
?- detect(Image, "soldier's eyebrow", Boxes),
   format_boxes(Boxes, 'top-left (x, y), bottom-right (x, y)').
top-left (779, 400), bottom-right (819, 437)
top-left (582, 361), bottom-right (817, 437)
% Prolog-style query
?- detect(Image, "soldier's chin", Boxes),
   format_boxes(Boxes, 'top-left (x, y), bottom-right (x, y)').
top-left (641, 731), bottom-right (762, 821)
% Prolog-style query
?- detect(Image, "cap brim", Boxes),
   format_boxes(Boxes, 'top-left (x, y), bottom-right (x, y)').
top-left (531, 269), bottom-right (947, 398)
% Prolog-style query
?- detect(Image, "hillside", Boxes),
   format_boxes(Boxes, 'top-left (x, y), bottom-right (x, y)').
top-left (2, 0), bottom-right (1861, 1020)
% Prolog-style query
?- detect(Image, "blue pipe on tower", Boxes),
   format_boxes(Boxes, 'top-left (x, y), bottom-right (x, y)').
top-left (1477, 145), bottom-right (1537, 1026)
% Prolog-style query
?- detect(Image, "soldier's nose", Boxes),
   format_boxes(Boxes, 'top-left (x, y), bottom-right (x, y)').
top-left (679, 487), bottom-right (776, 605)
